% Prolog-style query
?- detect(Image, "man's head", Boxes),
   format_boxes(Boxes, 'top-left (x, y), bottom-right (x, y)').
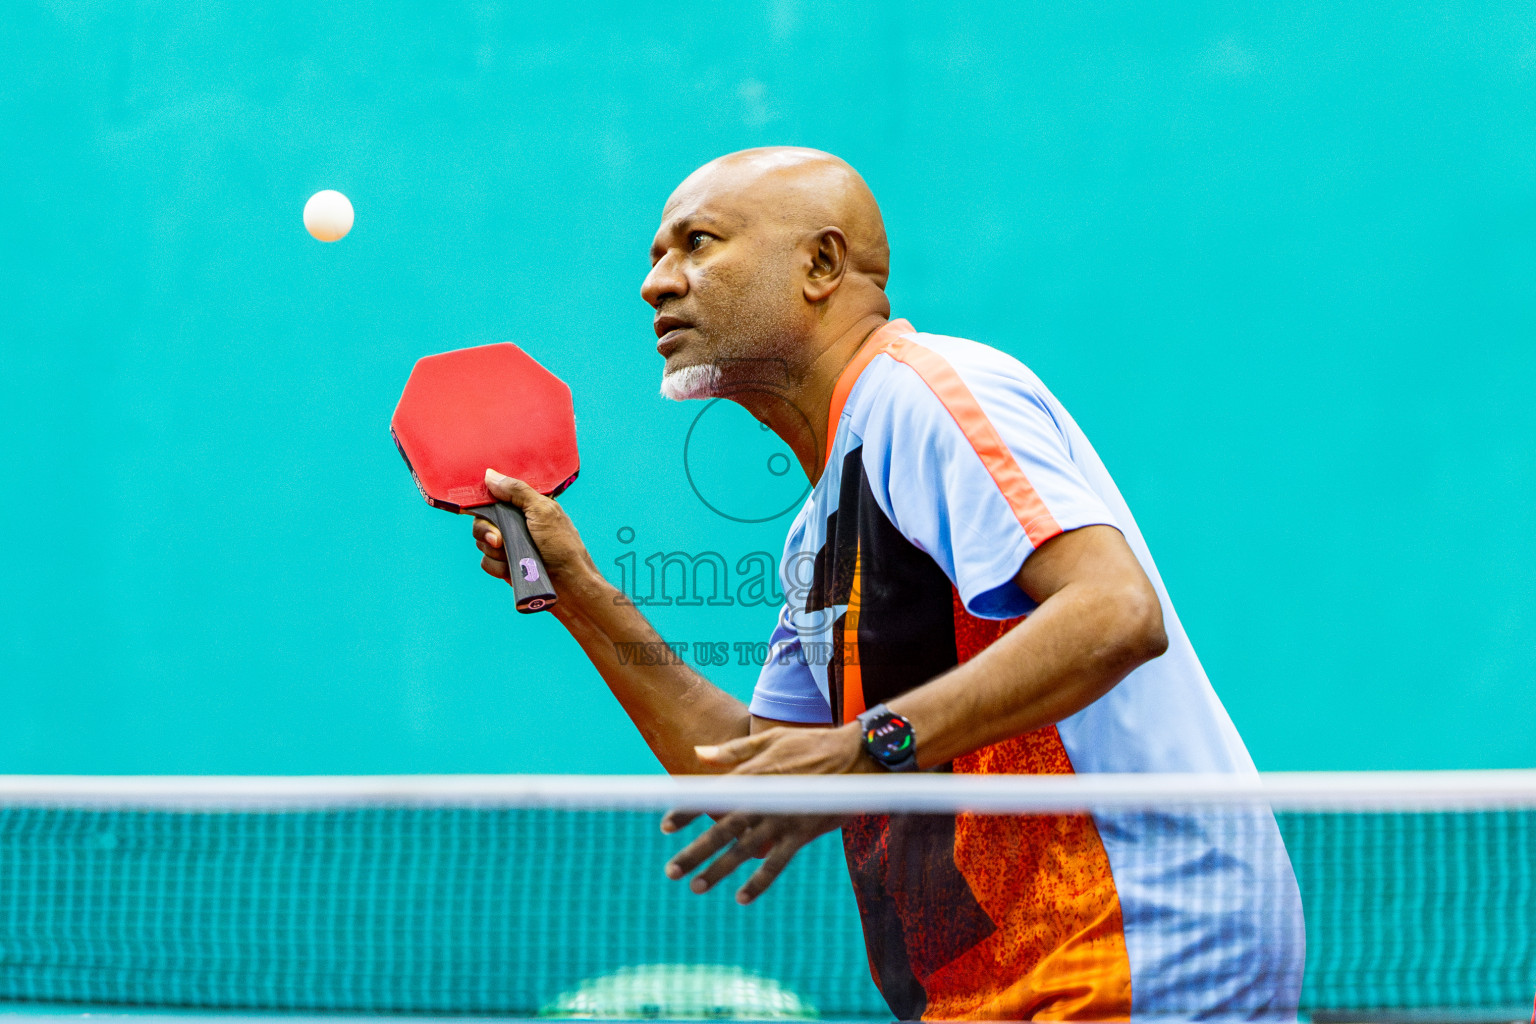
top-left (642, 147), bottom-right (890, 400)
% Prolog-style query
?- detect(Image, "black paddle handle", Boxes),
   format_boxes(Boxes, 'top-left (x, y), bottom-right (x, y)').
top-left (479, 502), bottom-right (556, 613)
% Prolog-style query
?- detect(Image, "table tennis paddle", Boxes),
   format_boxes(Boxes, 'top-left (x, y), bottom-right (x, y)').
top-left (391, 343), bottom-right (579, 612)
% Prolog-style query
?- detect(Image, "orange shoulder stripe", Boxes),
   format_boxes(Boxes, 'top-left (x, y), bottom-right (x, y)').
top-left (883, 335), bottom-right (1062, 548)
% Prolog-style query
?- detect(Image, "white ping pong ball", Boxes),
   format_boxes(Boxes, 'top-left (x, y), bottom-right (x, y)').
top-left (303, 189), bottom-right (354, 242)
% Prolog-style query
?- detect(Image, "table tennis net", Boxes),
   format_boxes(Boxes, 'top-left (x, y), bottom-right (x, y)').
top-left (0, 773), bottom-right (1531, 1020)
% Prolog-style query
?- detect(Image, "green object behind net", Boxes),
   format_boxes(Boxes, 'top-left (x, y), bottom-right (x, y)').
top-left (540, 964), bottom-right (817, 1020)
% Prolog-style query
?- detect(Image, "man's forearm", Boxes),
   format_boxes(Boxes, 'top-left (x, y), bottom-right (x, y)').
top-left (553, 568), bottom-right (751, 774)
top-left (888, 579), bottom-right (1167, 769)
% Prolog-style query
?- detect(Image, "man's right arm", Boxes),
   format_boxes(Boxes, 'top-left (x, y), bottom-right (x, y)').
top-left (473, 470), bottom-right (753, 774)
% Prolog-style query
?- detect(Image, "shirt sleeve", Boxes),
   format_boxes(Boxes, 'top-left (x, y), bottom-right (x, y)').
top-left (862, 342), bottom-right (1121, 619)
top-left (746, 603), bottom-right (834, 724)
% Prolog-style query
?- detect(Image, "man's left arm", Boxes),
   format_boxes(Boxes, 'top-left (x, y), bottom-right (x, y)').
top-left (692, 522), bottom-right (1166, 775)
top-left (663, 523), bottom-right (1166, 902)
top-left (891, 521), bottom-right (1166, 766)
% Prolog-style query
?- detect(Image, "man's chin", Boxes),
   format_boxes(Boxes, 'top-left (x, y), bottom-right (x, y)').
top-left (660, 363), bottom-right (723, 401)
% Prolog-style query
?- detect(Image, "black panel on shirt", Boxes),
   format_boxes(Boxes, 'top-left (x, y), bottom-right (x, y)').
top-left (801, 444), bottom-right (996, 1018)
top-left (804, 444), bottom-right (961, 721)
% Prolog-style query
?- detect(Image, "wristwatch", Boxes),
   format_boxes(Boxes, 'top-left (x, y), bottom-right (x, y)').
top-left (856, 704), bottom-right (919, 772)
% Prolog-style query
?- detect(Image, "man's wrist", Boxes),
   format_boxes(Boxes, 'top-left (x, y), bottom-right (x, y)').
top-left (548, 567), bottom-right (625, 631)
top-left (837, 722), bottom-right (882, 773)
top-left (557, 566), bottom-right (620, 610)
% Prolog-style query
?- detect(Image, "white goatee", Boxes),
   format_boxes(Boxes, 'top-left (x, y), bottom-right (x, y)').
top-left (660, 363), bottom-right (723, 401)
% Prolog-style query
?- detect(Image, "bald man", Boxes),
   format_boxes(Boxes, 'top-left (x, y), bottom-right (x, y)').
top-left (474, 148), bottom-right (1304, 1021)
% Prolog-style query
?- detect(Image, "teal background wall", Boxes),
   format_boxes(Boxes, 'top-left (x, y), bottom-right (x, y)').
top-left (2, 3), bottom-right (1532, 774)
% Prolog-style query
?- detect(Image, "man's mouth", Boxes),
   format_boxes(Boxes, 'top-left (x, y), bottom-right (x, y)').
top-left (654, 315), bottom-right (694, 356)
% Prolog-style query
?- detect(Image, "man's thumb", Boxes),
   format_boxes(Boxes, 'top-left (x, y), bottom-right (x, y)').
top-left (485, 468), bottom-right (534, 505)
top-left (695, 735), bottom-right (762, 768)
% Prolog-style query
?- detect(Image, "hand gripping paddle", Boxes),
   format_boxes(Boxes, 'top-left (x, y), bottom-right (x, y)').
top-left (391, 343), bottom-right (579, 612)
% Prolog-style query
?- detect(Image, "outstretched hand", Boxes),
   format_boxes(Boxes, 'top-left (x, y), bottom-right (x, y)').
top-left (662, 724), bottom-right (874, 904)
top-left (662, 807), bottom-right (844, 904)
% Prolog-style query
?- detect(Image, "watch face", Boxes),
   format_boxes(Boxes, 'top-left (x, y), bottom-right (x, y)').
top-left (865, 713), bottom-right (914, 765)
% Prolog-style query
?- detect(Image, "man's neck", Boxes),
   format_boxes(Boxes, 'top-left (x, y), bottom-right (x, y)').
top-left (726, 312), bottom-right (889, 486)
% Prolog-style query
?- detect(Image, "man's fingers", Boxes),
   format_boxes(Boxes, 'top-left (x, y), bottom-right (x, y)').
top-left (471, 513), bottom-right (508, 577)
top-left (474, 530), bottom-right (507, 561)
top-left (687, 819), bottom-right (777, 894)
top-left (735, 833), bottom-right (806, 905)
top-left (664, 813), bottom-right (756, 881)
top-left (660, 809), bottom-right (702, 835)
top-left (471, 517), bottom-right (503, 550)
top-left (694, 732), bottom-right (771, 769)
top-left (664, 813), bottom-right (837, 902)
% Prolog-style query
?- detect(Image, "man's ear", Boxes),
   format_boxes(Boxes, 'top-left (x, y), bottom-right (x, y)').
top-left (804, 228), bottom-right (848, 302)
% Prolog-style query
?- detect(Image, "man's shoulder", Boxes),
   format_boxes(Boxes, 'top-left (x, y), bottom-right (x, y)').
top-left (846, 326), bottom-right (1053, 425)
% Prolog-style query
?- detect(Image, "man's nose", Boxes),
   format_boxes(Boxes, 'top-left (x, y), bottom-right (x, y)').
top-left (642, 251), bottom-right (687, 308)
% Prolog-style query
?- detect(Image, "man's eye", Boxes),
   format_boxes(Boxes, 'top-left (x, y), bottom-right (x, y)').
top-left (688, 231), bottom-right (711, 250)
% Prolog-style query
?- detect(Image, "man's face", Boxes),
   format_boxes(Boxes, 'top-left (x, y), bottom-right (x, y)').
top-left (642, 172), bottom-right (809, 399)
